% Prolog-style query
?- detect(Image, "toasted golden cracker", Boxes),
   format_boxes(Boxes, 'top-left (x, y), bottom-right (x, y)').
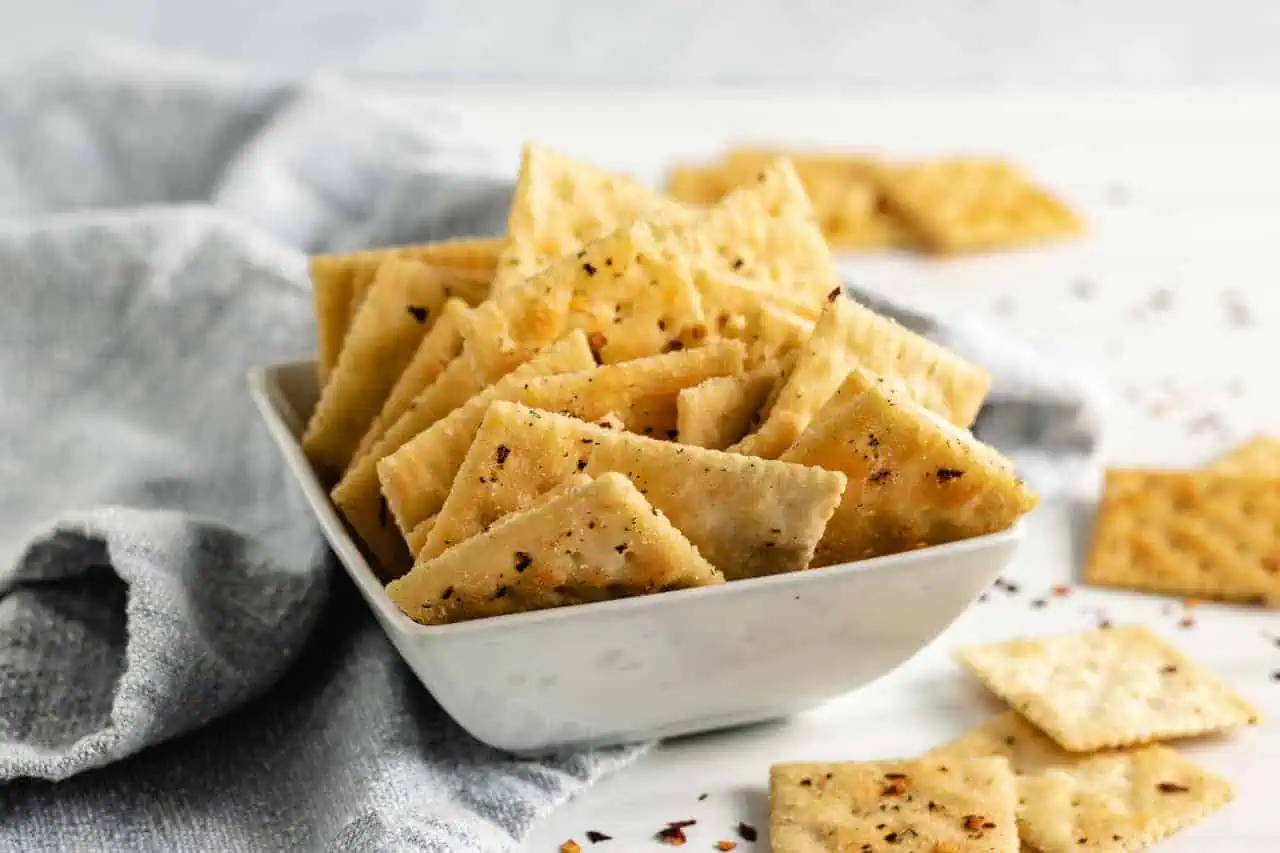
top-left (331, 334), bottom-right (595, 575)
top-left (770, 757), bottom-right (1018, 853)
top-left (379, 341), bottom-right (746, 539)
top-left (419, 401), bottom-right (846, 579)
top-left (676, 363), bottom-right (782, 450)
top-left (405, 514), bottom-right (436, 557)
top-left (694, 272), bottom-right (815, 362)
top-left (310, 238), bottom-right (500, 382)
top-left (1208, 434), bottom-right (1280, 476)
top-left (492, 143), bottom-right (689, 295)
top-left (351, 299), bottom-right (469, 466)
top-left (386, 472), bottom-right (723, 625)
top-left (880, 158), bottom-right (1083, 255)
top-left (932, 712), bottom-right (1234, 853)
top-left (956, 626), bottom-right (1261, 752)
top-left (302, 260), bottom-right (461, 480)
top-left (733, 294), bottom-right (990, 458)
top-left (780, 368), bottom-right (1035, 566)
top-left (1084, 469), bottom-right (1280, 607)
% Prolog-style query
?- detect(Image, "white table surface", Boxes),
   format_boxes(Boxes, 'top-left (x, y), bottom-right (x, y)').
top-left (396, 90), bottom-right (1280, 851)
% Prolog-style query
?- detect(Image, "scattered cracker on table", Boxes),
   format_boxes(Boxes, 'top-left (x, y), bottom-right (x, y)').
top-left (310, 237), bottom-right (501, 383)
top-left (1084, 468), bottom-right (1280, 608)
top-left (378, 340), bottom-right (745, 539)
top-left (932, 711), bottom-right (1235, 853)
top-left (956, 625), bottom-right (1260, 752)
top-left (386, 473), bottom-right (723, 625)
top-left (782, 367), bottom-right (1036, 567)
top-left (732, 294), bottom-right (991, 459)
top-left (770, 757), bottom-right (1018, 853)
top-left (421, 401), bottom-right (846, 579)
top-left (880, 158), bottom-right (1083, 255)
top-left (492, 143), bottom-right (689, 295)
top-left (1208, 434), bottom-right (1280, 477)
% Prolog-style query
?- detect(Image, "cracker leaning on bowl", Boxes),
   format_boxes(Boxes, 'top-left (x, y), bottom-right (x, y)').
top-left (302, 144), bottom-right (1038, 621)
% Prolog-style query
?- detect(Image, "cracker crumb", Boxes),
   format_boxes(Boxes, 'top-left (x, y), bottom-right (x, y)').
top-left (560, 840), bottom-right (581, 853)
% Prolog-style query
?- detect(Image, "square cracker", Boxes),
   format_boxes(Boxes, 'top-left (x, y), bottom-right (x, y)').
top-left (880, 158), bottom-right (1083, 255)
top-left (331, 332), bottom-right (596, 575)
top-left (420, 401), bottom-right (846, 579)
top-left (770, 756), bottom-right (1018, 853)
top-left (932, 712), bottom-right (1235, 853)
top-left (491, 143), bottom-right (689, 295)
top-left (732, 294), bottom-right (991, 459)
top-left (781, 368), bottom-right (1035, 567)
top-left (677, 362), bottom-right (783, 450)
top-left (1084, 469), bottom-right (1280, 607)
top-left (1208, 434), bottom-right (1280, 476)
top-left (310, 237), bottom-right (500, 382)
top-left (955, 625), bottom-right (1261, 752)
top-left (351, 299), bottom-right (469, 465)
top-left (386, 472), bottom-right (723, 625)
top-left (377, 341), bottom-right (746, 540)
top-left (302, 260), bottom-right (468, 480)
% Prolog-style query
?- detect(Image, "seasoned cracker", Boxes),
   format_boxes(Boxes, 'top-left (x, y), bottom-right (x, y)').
top-left (677, 363), bottom-right (782, 450)
top-left (1085, 468), bottom-right (1280, 607)
top-left (420, 401), bottom-right (846, 579)
top-left (386, 473), bottom-right (723, 625)
top-left (310, 238), bottom-right (500, 382)
top-left (378, 341), bottom-right (746, 539)
top-left (331, 334), bottom-right (595, 574)
top-left (932, 712), bottom-right (1235, 853)
top-left (880, 158), bottom-right (1083, 255)
top-left (694, 273), bottom-right (815, 362)
top-left (405, 514), bottom-right (436, 557)
top-left (781, 368), bottom-right (1035, 566)
top-left (492, 143), bottom-right (688, 295)
top-left (351, 299), bottom-right (469, 465)
top-left (302, 260), bottom-right (462, 479)
top-left (770, 757), bottom-right (1018, 853)
top-left (955, 626), bottom-right (1260, 752)
top-left (1208, 434), bottom-right (1280, 476)
top-left (733, 295), bottom-right (991, 459)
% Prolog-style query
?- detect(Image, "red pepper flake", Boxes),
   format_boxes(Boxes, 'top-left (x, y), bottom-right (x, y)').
top-left (583, 262), bottom-right (598, 276)
top-left (689, 324), bottom-right (708, 342)
top-left (588, 330), bottom-right (608, 352)
top-left (1052, 585), bottom-right (1071, 597)
top-left (584, 830), bottom-right (612, 844)
top-left (827, 287), bottom-right (842, 303)
top-left (495, 444), bottom-right (511, 466)
top-left (667, 820), bottom-right (697, 830)
top-left (1157, 782), bottom-right (1190, 793)
top-left (962, 814), bottom-right (986, 832)
top-left (406, 305), bottom-right (429, 323)
top-left (736, 822), bottom-right (758, 842)
top-left (1161, 664), bottom-right (1178, 674)
top-left (441, 586), bottom-right (454, 600)
top-left (576, 458), bottom-right (589, 472)
top-left (868, 469), bottom-right (893, 484)
top-left (513, 551), bottom-right (532, 572)
top-left (715, 842), bottom-right (737, 852)
top-left (1179, 615), bottom-right (1196, 630)
top-left (560, 840), bottom-right (582, 853)
top-left (881, 776), bottom-right (908, 796)
top-left (655, 826), bottom-right (687, 846)
top-left (799, 778), bottom-right (812, 786)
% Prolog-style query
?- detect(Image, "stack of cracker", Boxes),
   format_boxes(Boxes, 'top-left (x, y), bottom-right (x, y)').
top-left (668, 148), bottom-right (1084, 256)
top-left (1085, 436), bottom-right (1280, 609)
top-left (301, 143), bottom-right (1041, 626)
top-left (770, 626), bottom-right (1258, 852)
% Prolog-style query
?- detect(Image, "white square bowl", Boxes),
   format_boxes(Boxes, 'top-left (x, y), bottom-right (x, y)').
top-left (249, 361), bottom-right (1023, 754)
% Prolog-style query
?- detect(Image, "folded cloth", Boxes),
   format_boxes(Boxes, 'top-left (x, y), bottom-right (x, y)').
top-left (0, 44), bottom-right (1102, 853)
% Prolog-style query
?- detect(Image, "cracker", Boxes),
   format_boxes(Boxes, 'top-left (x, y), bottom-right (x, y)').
top-left (932, 712), bottom-right (1235, 853)
top-left (418, 401), bottom-right (846, 579)
top-left (386, 473), bottom-right (723, 625)
top-left (405, 515), bottom-right (436, 558)
top-left (676, 363), bottom-right (782, 450)
top-left (780, 368), bottom-right (1035, 566)
top-left (302, 260), bottom-right (462, 480)
top-left (665, 164), bottom-right (734, 206)
top-left (379, 341), bottom-right (746, 540)
top-left (734, 295), bottom-right (991, 459)
top-left (770, 757), bottom-right (1018, 853)
top-left (1084, 469), bottom-right (1280, 607)
top-left (694, 273), bottom-right (815, 362)
top-left (310, 238), bottom-right (500, 382)
top-left (491, 143), bottom-right (689, 295)
top-left (351, 299), bottom-right (469, 465)
top-left (955, 625), bottom-right (1261, 752)
top-left (331, 333), bottom-right (595, 574)
top-left (1208, 434), bottom-right (1280, 476)
top-left (880, 158), bottom-right (1083, 255)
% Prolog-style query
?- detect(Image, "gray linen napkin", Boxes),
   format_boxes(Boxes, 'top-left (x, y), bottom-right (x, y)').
top-left (0, 44), bottom-right (1102, 853)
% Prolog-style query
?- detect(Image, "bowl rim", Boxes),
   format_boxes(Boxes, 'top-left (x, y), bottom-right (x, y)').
top-left (249, 361), bottom-right (1027, 639)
